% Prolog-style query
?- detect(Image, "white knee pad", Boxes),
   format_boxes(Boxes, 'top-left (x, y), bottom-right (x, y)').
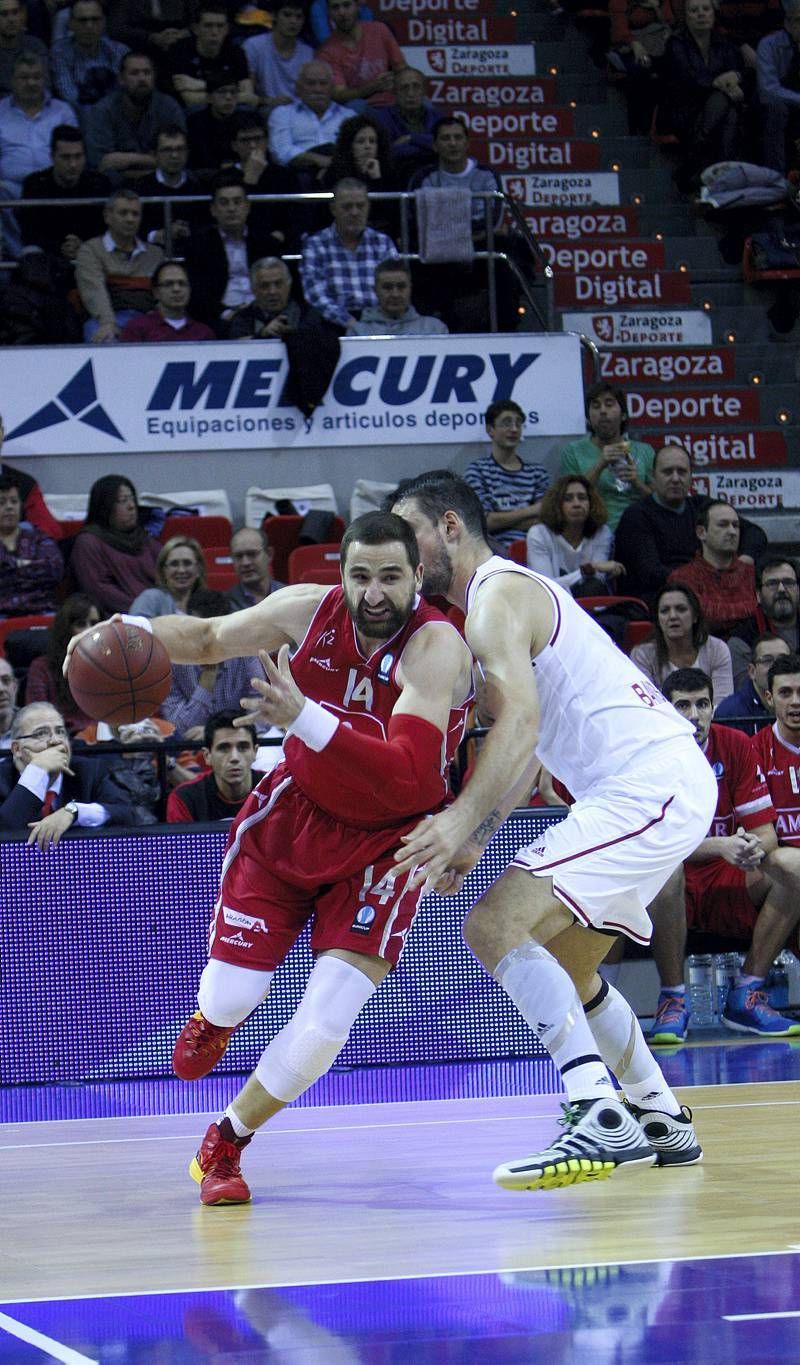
top-left (197, 959), bottom-right (274, 1028)
top-left (255, 955), bottom-right (377, 1103)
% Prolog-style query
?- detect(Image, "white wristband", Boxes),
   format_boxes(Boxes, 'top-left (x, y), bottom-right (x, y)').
top-left (285, 698), bottom-right (338, 752)
top-left (120, 614), bottom-right (153, 634)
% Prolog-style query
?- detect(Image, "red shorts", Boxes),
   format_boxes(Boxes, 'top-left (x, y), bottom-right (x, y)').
top-left (208, 769), bottom-right (424, 970)
top-left (684, 859), bottom-right (758, 939)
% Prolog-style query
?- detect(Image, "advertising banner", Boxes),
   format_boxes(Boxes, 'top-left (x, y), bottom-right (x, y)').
top-left (402, 44), bottom-right (537, 75)
top-left (599, 347), bottom-right (735, 384)
top-left (476, 138), bottom-right (601, 172)
top-left (693, 469), bottom-right (800, 509)
top-left (545, 240), bottom-right (665, 273)
top-left (627, 387), bottom-right (760, 426)
top-left (389, 14), bottom-right (516, 42)
top-left (647, 430), bottom-right (787, 468)
top-left (561, 309), bottom-right (713, 347)
top-left (378, 0), bottom-right (496, 12)
top-left (554, 269), bottom-right (692, 309)
top-left (427, 75), bottom-right (556, 105)
top-left (456, 107), bottom-right (575, 138)
top-left (524, 205), bottom-right (639, 240)
top-left (503, 172), bottom-right (621, 206)
top-left (1, 335), bottom-right (584, 456)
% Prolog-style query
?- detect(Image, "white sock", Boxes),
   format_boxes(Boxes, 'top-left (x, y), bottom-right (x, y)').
top-left (224, 1105), bottom-right (254, 1138)
top-left (494, 942), bottom-right (615, 1103)
top-left (584, 980), bottom-right (682, 1116)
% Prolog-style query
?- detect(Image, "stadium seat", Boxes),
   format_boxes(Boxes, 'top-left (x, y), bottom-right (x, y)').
top-left (203, 546), bottom-right (237, 590)
top-left (0, 614), bottom-right (55, 653)
top-left (624, 620), bottom-right (654, 653)
top-left (160, 514), bottom-right (233, 546)
top-left (288, 544), bottom-right (342, 584)
top-left (245, 483), bottom-right (338, 528)
top-left (507, 541), bottom-right (527, 565)
top-left (205, 568), bottom-right (238, 591)
top-left (575, 595), bottom-right (650, 616)
top-left (264, 514), bottom-right (345, 582)
top-left (349, 478), bottom-right (398, 520)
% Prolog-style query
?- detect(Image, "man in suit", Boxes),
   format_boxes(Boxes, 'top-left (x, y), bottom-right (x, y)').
top-left (0, 702), bottom-right (134, 844)
top-left (185, 170), bottom-right (285, 327)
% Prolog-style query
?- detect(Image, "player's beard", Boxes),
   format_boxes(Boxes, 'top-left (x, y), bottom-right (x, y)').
top-left (348, 586), bottom-right (416, 640)
top-left (420, 533), bottom-right (453, 598)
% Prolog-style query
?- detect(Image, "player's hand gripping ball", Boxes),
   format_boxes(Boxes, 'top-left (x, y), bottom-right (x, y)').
top-left (67, 620), bottom-right (171, 725)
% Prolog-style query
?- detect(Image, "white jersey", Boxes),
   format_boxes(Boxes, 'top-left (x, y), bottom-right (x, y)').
top-left (466, 557), bottom-right (696, 800)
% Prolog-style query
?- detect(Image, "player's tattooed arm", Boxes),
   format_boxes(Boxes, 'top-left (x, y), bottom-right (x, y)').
top-left (468, 808), bottom-right (504, 848)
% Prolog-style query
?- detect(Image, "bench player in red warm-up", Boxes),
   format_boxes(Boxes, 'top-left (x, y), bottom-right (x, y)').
top-left (71, 512), bottom-right (473, 1205)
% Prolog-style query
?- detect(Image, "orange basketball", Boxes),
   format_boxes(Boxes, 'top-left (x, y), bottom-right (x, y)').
top-left (67, 620), bottom-right (172, 726)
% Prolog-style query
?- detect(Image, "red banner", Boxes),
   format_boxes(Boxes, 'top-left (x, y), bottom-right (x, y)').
top-left (554, 270), bottom-right (692, 309)
top-left (427, 75), bottom-right (557, 106)
top-left (600, 347), bottom-right (735, 385)
top-left (628, 388), bottom-right (760, 426)
top-left (387, 14), bottom-right (516, 41)
top-left (642, 430), bottom-right (787, 468)
top-left (455, 107), bottom-right (574, 138)
top-left (475, 138), bottom-right (602, 172)
top-left (378, 0), bottom-right (496, 14)
top-left (545, 240), bottom-right (666, 272)
top-left (522, 205), bottom-right (639, 239)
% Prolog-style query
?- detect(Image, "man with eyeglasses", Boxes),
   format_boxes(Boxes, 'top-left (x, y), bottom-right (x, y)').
top-left (715, 634), bottom-right (792, 734)
top-left (226, 526), bottom-right (283, 610)
top-left (728, 555), bottom-right (800, 690)
top-left (0, 702), bottom-right (134, 845)
top-left (463, 400), bottom-right (549, 554)
top-left (118, 258), bottom-right (215, 341)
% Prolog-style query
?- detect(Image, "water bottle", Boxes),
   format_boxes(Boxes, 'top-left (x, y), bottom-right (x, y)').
top-left (782, 950), bottom-right (800, 1005)
top-left (607, 439), bottom-right (632, 493)
top-left (766, 952), bottom-right (791, 1010)
top-left (713, 952), bottom-right (737, 1020)
top-left (687, 954), bottom-right (715, 1027)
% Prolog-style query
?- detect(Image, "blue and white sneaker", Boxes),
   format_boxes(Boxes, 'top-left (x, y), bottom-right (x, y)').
top-left (722, 985), bottom-right (800, 1037)
top-left (648, 993), bottom-right (690, 1045)
top-left (492, 1097), bottom-right (656, 1191)
top-left (626, 1102), bottom-right (703, 1166)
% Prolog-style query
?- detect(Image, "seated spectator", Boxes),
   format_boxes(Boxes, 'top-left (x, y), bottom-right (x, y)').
top-left (323, 109), bottom-right (398, 233)
top-left (715, 633), bottom-right (791, 734)
top-left (105, 0), bottom-right (191, 64)
top-left (0, 52), bottom-right (77, 257)
top-left (0, 424), bottom-right (62, 539)
top-left (75, 186), bottom-right (163, 341)
top-left (0, 0), bottom-right (48, 97)
top-left (21, 125), bottom-right (110, 287)
top-left (137, 124), bottom-right (200, 247)
top-left (0, 653), bottom-right (19, 745)
top-left (244, 0), bottom-right (313, 113)
top-left (50, 0), bottom-right (129, 111)
top-left (76, 712), bottom-right (174, 822)
top-left (308, 0), bottom-right (370, 45)
top-left (0, 701), bottom-right (134, 838)
top-left (647, 667), bottom-right (800, 1042)
top-left (24, 593), bottom-right (101, 733)
top-left (464, 399), bottom-right (550, 554)
top-left (668, 500), bottom-right (757, 639)
top-left (118, 257), bottom-right (216, 340)
top-left (607, 0), bottom-right (678, 135)
top-left (752, 652), bottom-right (800, 844)
top-left (185, 171), bottom-right (285, 327)
top-left (300, 175), bottom-right (398, 331)
top-left (348, 257), bottom-right (447, 336)
top-left (526, 474), bottom-right (623, 594)
top-left (659, 0), bottom-right (754, 190)
top-left (317, 0), bottom-right (404, 109)
top-left (167, 708), bottom-right (257, 820)
top-left (267, 58), bottom-right (353, 189)
top-left (129, 533), bottom-right (206, 614)
top-left (729, 555), bottom-right (800, 689)
top-left (70, 474), bottom-right (160, 615)
top-left (631, 583), bottom-right (733, 701)
top-left (169, 3), bottom-right (253, 111)
top-left (757, 1), bottom-right (800, 171)
top-left (226, 254), bottom-right (302, 338)
top-left (376, 66), bottom-right (443, 183)
top-left (159, 586), bottom-right (263, 739)
top-left (414, 116), bottom-right (503, 235)
top-left (0, 472), bottom-right (63, 617)
top-left (0, 249), bottom-right (82, 343)
top-left (615, 443), bottom-right (767, 604)
top-left (186, 71), bottom-right (242, 174)
top-left (226, 525), bottom-right (282, 608)
top-left (559, 381), bottom-right (655, 531)
top-left (227, 113), bottom-right (295, 240)
top-left (84, 50), bottom-right (186, 179)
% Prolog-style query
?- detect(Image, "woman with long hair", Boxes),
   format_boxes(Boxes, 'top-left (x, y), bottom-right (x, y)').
top-left (70, 475), bottom-right (160, 616)
top-left (526, 475), bottom-right (625, 595)
top-left (24, 593), bottom-right (101, 734)
top-left (631, 582), bottom-right (733, 701)
top-left (129, 536), bottom-right (207, 617)
top-left (324, 115), bottom-right (399, 234)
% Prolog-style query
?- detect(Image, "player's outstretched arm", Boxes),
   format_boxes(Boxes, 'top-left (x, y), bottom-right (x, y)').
top-left (393, 575), bottom-right (545, 886)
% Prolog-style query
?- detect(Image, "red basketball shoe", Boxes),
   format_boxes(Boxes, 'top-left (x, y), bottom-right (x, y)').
top-left (172, 1011), bottom-right (234, 1080)
top-left (190, 1120), bottom-right (252, 1205)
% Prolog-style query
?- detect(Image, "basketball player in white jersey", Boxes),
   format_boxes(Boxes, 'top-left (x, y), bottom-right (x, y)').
top-left (392, 472), bottom-right (718, 1190)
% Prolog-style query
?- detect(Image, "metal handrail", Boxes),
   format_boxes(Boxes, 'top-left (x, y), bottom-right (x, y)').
top-left (0, 186), bottom-right (549, 331)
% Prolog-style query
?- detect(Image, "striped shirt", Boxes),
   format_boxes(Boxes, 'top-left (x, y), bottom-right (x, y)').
top-left (463, 454), bottom-right (550, 551)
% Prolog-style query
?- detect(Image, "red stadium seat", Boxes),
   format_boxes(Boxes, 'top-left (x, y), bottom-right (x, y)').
top-left (575, 595), bottom-right (650, 616)
top-left (0, 614), bottom-right (55, 653)
top-left (263, 514), bottom-right (345, 582)
top-left (160, 514), bottom-right (233, 547)
top-left (205, 568), bottom-right (238, 591)
top-left (507, 541), bottom-right (527, 565)
top-left (288, 543), bottom-right (342, 584)
top-left (624, 620), bottom-right (654, 653)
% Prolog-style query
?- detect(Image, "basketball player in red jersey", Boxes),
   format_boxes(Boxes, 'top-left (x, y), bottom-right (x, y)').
top-left (69, 512), bottom-right (473, 1205)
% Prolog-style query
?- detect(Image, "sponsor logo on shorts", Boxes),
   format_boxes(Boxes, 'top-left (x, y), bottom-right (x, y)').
top-left (351, 905), bottom-right (377, 934)
top-left (220, 931), bottom-right (252, 949)
top-left (222, 906), bottom-right (267, 933)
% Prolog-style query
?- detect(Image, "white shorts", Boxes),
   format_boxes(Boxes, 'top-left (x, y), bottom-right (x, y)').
top-left (512, 738), bottom-right (718, 944)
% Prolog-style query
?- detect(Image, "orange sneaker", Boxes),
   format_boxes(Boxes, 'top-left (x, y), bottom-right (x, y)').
top-left (190, 1120), bottom-right (252, 1205)
top-left (172, 1011), bottom-right (234, 1080)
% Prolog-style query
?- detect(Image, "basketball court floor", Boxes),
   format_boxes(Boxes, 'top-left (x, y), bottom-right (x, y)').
top-left (2, 1040), bottom-right (799, 1363)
